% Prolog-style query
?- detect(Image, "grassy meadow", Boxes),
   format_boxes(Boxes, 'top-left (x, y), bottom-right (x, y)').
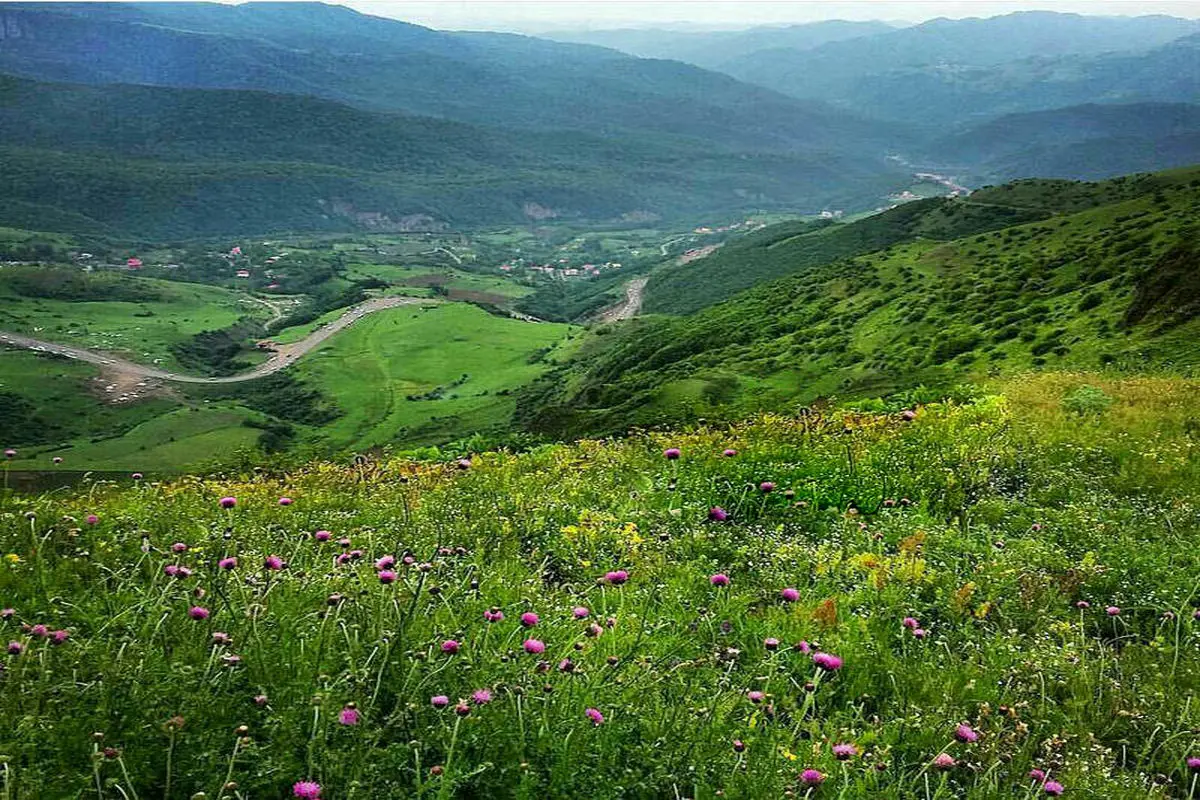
top-left (0, 275), bottom-right (266, 370)
top-left (0, 372), bottom-right (1197, 799)
top-left (293, 303), bottom-right (576, 449)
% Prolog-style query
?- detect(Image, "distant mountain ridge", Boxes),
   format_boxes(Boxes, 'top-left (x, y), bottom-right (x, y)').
top-left (0, 74), bottom-right (907, 237)
top-left (542, 20), bottom-right (897, 69)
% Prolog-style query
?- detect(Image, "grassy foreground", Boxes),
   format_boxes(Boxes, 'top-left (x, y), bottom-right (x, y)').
top-left (1, 373), bottom-right (1198, 799)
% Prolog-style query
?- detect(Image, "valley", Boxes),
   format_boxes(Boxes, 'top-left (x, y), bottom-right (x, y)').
top-left (2, 6), bottom-right (1200, 798)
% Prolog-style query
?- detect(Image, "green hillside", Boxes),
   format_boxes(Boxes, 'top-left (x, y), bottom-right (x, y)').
top-left (0, 75), bottom-right (907, 237)
top-left (520, 166), bottom-right (1200, 438)
top-left (2, 373), bottom-right (1198, 797)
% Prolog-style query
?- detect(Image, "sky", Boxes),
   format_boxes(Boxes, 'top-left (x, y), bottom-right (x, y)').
top-left (343, 0), bottom-right (1200, 32)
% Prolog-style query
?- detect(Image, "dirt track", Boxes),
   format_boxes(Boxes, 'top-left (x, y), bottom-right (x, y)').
top-left (0, 296), bottom-right (426, 384)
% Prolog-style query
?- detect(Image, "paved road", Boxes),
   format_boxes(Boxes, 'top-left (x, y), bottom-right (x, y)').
top-left (0, 296), bottom-right (426, 384)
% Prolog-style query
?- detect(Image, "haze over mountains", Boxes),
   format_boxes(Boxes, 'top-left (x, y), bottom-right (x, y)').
top-left (0, 3), bottom-right (1199, 236)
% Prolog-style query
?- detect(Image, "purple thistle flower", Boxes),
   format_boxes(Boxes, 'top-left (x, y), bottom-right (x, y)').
top-left (902, 616), bottom-right (919, 629)
top-left (131, 472), bottom-right (143, 480)
top-left (188, 606), bottom-right (210, 620)
top-left (264, 555), bottom-right (284, 571)
top-left (732, 739), bottom-right (746, 753)
top-left (219, 497), bottom-right (236, 509)
top-left (211, 631), bottom-right (231, 645)
top-left (605, 570), bottom-right (629, 585)
top-left (799, 769), bottom-right (825, 787)
top-left (585, 707), bottom-right (604, 725)
top-left (292, 781), bottom-right (321, 799)
top-left (954, 724), bottom-right (979, 743)
top-left (912, 628), bottom-right (928, 639)
top-left (375, 555), bottom-right (396, 570)
top-left (472, 689), bottom-right (492, 705)
top-left (1, 608), bottom-right (13, 620)
top-left (723, 448), bottom-right (737, 457)
top-left (780, 587), bottom-right (799, 602)
top-left (51, 629), bottom-right (69, 644)
top-left (431, 695), bottom-right (450, 709)
top-left (1043, 781), bottom-right (1064, 796)
top-left (164, 564), bottom-right (180, 577)
top-left (708, 507), bottom-right (729, 522)
top-left (484, 608), bottom-right (504, 623)
top-left (254, 694), bottom-right (268, 706)
top-left (746, 690), bottom-right (765, 704)
top-left (29, 624), bottom-right (48, 639)
top-left (3, 449), bottom-right (15, 459)
top-left (171, 542), bottom-right (189, 553)
top-left (558, 658), bottom-right (575, 672)
top-left (219, 557), bottom-right (237, 570)
top-left (573, 607), bottom-right (590, 619)
top-left (441, 640), bottom-right (460, 654)
top-left (663, 447), bottom-right (681, 460)
top-left (1188, 757), bottom-right (1200, 771)
top-left (764, 637), bottom-right (779, 651)
top-left (1075, 600), bottom-right (1090, 609)
top-left (520, 612), bottom-right (540, 627)
top-left (710, 573), bottom-right (731, 587)
top-left (454, 703), bottom-right (471, 717)
top-left (932, 753), bottom-right (956, 770)
top-left (339, 706), bottom-right (359, 725)
top-left (1029, 769), bottom-right (1047, 782)
top-left (314, 530), bottom-right (332, 542)
top-left (812, 652), bottom-right (843, 671)
top-left (378, 570), bottom-right (397, 584)
top-left (457, 458), bottom-right (472, 470)
top-left (86, 514), bottom-right (99, 525)
top-left (1106, 606), bottom-right (1121, 616)
top-left (6, 641), bottom-right (22, 655)
top-left (832, 743), bottom-right (858, 760)
top-left (759, 482), bottom-right (775, 493)
top-left (279, 497), bottom-right (293, 506)
top-left (523, 639), bottom-right (545, 654)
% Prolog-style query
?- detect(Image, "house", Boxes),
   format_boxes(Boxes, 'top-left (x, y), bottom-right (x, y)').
top-left (126, 257), bottom-right (143, 269)
top-left (236, 270), bottom-right (251, 278)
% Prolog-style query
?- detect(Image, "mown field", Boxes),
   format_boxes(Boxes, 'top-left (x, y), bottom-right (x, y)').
top-left (0, 372), bottom-right (1197, 798)
top-left (293, 303), bottom-right (577, 449)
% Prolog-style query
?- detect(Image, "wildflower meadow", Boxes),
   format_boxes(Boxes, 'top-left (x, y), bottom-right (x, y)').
top-left (1, 374), bottom-right (1198, 798)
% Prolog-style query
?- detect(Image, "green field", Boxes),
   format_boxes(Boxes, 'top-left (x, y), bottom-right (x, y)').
top-left (0, 275), bottom-right (266, 369)
top-left (294, 303), bottom-right (575, 449)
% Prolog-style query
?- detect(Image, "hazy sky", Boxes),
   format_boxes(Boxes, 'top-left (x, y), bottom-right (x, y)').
top-left (344, 1), bottom-right (1200, 32)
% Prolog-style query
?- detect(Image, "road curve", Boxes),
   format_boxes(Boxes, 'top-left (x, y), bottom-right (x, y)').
top-left (0, 296), bottom-right (428, 384)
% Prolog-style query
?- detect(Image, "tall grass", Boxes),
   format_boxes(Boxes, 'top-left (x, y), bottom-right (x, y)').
top-left (1, 374), bottom-right (1198, 798)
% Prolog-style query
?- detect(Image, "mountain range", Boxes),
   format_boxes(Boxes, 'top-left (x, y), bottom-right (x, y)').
top-left (1, 3), bottom-right (1199, 236)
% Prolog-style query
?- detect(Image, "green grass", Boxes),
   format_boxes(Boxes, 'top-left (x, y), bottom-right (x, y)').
top-left (1, 375), bottom-right (1198, 798)
top-left (0, 276), bottom-right (267, 369)
top-left (521, 165), bottom-right (1200, 438)
top-left (294, 303), bottom-right (575, 449)
top-left (19, 405), bottom-right (265, 471)
top-left (0, 351), bottom-right (179, 455)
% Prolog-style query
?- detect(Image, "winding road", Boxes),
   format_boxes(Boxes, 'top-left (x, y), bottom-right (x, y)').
top-left (0, 296), bottom-right (427, 384)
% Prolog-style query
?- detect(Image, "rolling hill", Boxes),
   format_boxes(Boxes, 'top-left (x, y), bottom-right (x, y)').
top-left (0, 2), bottom-right (903, 155)
top-left (518, 166), bottom-right (1200, 438)
top-left (543, 20), bottom-right (896, 69)
top-left (926, 103), bottom-right (1200, 182)
top-left (718, 12), bottom-right (1200, 128)
top-left (0, 74), bottom-right (909, 237)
